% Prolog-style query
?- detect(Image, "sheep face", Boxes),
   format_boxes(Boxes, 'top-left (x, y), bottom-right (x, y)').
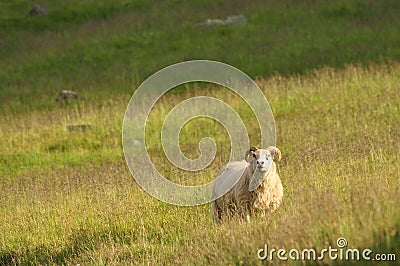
top-left (246, 146), bottom-right (281, 192)
top-left (245, 146), bottom-right (281, 166)
top-left (249, 149), bottom-right (273, 173)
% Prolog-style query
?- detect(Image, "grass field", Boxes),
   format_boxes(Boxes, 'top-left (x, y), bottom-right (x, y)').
top-left (1, 0), bottom-right (400, 110)
top-left (1, 0), bottom-right (400, 265)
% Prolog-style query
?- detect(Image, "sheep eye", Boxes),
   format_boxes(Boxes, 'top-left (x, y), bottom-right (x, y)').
top-left (252, 153), bottom-right (257, 158)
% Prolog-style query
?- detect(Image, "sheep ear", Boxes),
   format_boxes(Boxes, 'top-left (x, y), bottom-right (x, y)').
top-left (267, 146), bottom-right (282, 162)
top-left (245, 146), bottom-right (257, 162)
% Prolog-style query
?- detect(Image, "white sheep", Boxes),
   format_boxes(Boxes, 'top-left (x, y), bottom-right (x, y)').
top-left (211, 146), bottom-right (283, 222)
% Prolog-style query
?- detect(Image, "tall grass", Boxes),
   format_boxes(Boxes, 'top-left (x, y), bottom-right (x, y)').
top-left (0, 63), bottom-right (399, 265)
top-left (1, 0), bottom-right (400, 264)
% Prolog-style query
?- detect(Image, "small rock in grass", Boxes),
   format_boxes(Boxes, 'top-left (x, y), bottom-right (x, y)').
top-left (28, 4), bottom-right (49, 16)
top-left (67, 124), bottom-right (95, 132)
top-left (197, 14), bottom-right (247, 27)
top-left (56, 90), bottom-right (80, 105)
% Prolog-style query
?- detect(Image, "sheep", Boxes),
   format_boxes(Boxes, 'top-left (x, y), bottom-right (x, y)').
top-left (211, 146), bottom-right (283, 222)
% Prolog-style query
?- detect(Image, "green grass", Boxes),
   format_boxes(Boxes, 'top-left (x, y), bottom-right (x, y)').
top-left (1, 63), bottom-right (399, 265)
top-left (1, 0), bottom-right (400, 110)
top-left (1, 0), bottom-right (400, 265)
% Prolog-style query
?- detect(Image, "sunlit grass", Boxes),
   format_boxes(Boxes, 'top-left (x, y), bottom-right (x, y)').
top-left (0, 63), bottom-right (399, 264)
top-left (1, 0), bottom-right (400, 264)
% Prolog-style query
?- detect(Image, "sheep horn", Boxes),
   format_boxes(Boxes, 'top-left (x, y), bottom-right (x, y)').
top-left (245, 146), bottom-right (258, 162)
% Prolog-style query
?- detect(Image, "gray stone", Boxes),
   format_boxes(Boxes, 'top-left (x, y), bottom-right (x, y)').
top-left (56, 90), bottom-right (80, 104)
top-left (29, 4), bottom-right (48, 16)
top-left (67, 124), bottom-right (95, 132)
top-left (197, 14), bottom-right (247, 28)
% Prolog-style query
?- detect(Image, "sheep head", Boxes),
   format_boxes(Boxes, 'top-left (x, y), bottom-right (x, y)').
top-left (245, 146), bottom-right (281, 191)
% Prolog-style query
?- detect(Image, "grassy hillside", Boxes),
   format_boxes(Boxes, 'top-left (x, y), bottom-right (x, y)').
top-left (1, 0), bottom-right (400, 110)
top-left (1, 0), bottom-right (399, 265)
